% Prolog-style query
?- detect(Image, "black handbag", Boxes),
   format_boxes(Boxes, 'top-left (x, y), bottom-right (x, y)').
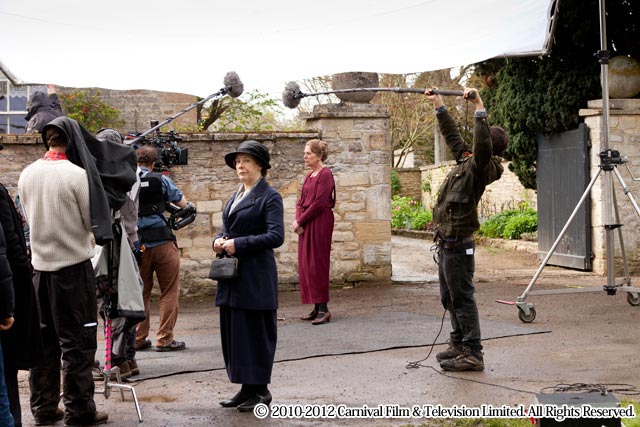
top-left (209, 253), bottom-right (238, 280)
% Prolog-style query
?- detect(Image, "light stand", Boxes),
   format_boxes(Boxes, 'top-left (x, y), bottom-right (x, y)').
top-left (510, 0), bottom-right (640, 323)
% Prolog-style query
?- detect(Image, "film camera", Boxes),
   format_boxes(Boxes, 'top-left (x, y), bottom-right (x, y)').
top-left (126, 120), bottom-right (188, 170)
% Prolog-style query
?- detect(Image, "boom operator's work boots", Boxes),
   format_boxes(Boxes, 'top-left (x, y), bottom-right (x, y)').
top-left (439, 347), bottom-right (485, 372)
top-left (435, 342), bottom-right (463, 362)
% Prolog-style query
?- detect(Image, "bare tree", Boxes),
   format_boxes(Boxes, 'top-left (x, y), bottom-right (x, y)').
top-left (376, 67), bottom-right (479, 168)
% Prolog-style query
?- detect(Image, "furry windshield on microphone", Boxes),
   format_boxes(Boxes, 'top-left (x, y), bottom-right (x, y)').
top-left (223, 72), bottom-right (244, 98)
top-left (282, 81), bottom-right (304, 109)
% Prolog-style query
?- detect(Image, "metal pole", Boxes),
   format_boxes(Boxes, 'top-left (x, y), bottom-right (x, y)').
top-left (598, 0), bottom-right (618, 288)
top-left (128, 88), bottom-right (226, 145)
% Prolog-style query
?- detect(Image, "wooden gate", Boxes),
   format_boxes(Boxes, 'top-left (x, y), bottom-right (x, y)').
top-left (536, 123), bottom-right (592, 270)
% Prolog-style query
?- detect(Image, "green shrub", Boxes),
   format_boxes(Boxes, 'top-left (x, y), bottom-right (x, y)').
top-left (479, 207), bottom-right (537, 240)
top-left (391, 195), bottom-right (432, 230)
top-left (59, 90), bottom-right (124, 132)
top-left (391, 170), bottom-right (402, 196)
top-left (411, 209), bottom-right (433, 230)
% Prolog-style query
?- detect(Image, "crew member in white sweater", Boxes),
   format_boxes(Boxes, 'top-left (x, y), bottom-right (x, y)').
top-left (18, 126), bottom-right (108, 426)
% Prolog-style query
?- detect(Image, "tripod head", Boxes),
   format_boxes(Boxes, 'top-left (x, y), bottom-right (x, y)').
top-left (599, 149), bottom-right (626, 170)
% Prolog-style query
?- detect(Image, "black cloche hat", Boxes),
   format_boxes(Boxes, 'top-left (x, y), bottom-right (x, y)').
top-left (224, 140), bottom-right (271, 170)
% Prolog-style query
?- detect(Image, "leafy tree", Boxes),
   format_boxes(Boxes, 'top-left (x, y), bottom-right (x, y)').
top-left (476, 0), bottom-right (638, 189)
top-left (198, 90), bottom-right (283, 132)
top-left (59, 90), bottom-right (124, 132)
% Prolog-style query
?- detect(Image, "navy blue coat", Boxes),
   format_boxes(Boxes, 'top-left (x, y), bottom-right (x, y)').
top-left (214, 178), bottom-right (284, 310)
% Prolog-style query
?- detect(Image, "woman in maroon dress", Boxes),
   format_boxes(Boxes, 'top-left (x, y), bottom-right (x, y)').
top-left (293, 139), bottom-right (335, 325)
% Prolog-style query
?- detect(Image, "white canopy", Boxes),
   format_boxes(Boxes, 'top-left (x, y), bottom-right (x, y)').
top-left (1, 0), bottom-right (556, 98)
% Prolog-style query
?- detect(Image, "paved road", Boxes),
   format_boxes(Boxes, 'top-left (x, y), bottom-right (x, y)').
top-left (17, 236), bottom-right (640, 426)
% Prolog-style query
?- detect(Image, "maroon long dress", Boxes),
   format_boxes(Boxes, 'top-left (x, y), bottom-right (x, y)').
top-left (296, 167), bottom-right (335, 304)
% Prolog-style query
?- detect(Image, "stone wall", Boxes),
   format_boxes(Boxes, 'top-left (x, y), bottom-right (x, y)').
top-left (394, 168), bottom-right (422, 200)
top-left (580, 98), bottom-right (640, 274)
top-left (304, 103), bottom-right (393, 285)
top-left (56, 87), bottom-right (198, 133)
top-left (0, 101), bottom-right (393, 296)
top-left (420, 161), bottom-right (537, 219)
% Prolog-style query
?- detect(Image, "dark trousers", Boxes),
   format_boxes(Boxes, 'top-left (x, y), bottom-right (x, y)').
top-left (0, 341), bottom-right (14, 427)
top-left (438, 240), bottom-right (482, 351)
top-left (124, 321), bottom-right (137, 362)
top-left (29, 261), bottom-right (98, 423)
top-left (4, 364), bottom-right (19, 426)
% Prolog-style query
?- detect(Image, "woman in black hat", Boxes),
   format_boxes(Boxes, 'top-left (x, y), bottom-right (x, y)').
top-left (213, 140), bottom-right (284, 412)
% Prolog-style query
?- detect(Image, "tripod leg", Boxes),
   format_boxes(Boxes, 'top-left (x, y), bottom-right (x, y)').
top-left (604, 168), bottom-right (617, 290)
top-left (515, 167), bottom-right (603, 318)
top-left (612, 167), bottom-right (640, 304)
top-left (613, 166), bottom-right (640, 217)
top-left (610, 178), bottom-right (630, 286)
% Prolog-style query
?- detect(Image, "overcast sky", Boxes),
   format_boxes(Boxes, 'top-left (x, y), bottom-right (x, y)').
top-left (1, 0), bottom-right (554, 100)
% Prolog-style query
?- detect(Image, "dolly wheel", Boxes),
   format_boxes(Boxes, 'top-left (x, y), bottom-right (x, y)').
top-left (518, 306), bottom-right (536, 323)
top-left (627, 292), bottom-right (640, 306)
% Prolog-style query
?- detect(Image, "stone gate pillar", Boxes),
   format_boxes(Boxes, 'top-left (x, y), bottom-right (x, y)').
top-left (581, 98), bottom-right (640, 274)
top-left (303, 103), bottom-right (393, 284)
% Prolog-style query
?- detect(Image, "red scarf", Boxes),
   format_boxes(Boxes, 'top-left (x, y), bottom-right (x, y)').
top-left (43, 151), bottom-right (68, 161)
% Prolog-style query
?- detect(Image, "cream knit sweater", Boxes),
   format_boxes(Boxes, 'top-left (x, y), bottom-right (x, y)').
top-left (18, 159), bottom-right (94, 271)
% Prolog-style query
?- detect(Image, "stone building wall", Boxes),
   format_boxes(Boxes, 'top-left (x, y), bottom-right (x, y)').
top-left (580, 98), bottom-right (640, 274)
top-left (394, 168), bottom-right (422, 200)
top-left (420, 161), bottom-right (537, 219)
top-left (0, 102), bottom-right (393, 296)
top-left (56, 87), bottom-right (198, 133)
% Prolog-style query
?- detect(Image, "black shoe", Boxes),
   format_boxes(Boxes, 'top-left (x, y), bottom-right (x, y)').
top-left (135, 339), bottom-right (152, 351)
top-left (435, 343), bottom-right (463, 362)
top-left (219, 390), bottom-right (253, 408)
top-left (34, 408), bottom-right (64, 426)
top-left (156, 340), bottom-right (186, 352)
top-left (64, 411), bottom-right (108, 426)
top-left (237, 391), bottom-right (272, 412)
top-left (439, 348), bottom-right (484, 372)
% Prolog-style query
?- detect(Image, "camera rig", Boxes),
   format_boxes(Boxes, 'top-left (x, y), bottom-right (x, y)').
top-left (124, 71), bottom-right (244, 171)
top-left (125, 121), bottom-right (188, 171)
top-left (166, 202), bottom-right (197, 230)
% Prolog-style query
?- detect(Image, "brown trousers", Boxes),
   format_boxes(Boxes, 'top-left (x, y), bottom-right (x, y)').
top-left (136, 241), bottom-right (181, 347)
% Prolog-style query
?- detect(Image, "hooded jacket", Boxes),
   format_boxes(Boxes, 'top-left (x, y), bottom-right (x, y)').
top-left (42, 117), bottom-right (138, 245)
top-left (25, 92), bottom-right (63, 134)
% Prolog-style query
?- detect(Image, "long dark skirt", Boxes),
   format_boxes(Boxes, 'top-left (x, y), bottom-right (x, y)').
top-left (219, 306), bottom-right (277, 384)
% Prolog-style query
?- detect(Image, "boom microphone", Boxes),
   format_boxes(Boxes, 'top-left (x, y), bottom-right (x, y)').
top-left (129, 71), bottom-right (244, 145)
top-left (282, 81), bottom-right (304, 109)
top-left (281, 82), bottom-right (474, 109)
top-left (223, 71), bottom-right (244, 98)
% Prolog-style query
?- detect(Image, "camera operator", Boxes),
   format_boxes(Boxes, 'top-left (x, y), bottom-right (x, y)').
top-left (134, 146), bottom-right (191, 352)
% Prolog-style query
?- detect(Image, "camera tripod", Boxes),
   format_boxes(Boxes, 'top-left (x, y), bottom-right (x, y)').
top-left (504, 0), bottom-right (640, 323)
top-left (512, 149), bottom-right (640, 322)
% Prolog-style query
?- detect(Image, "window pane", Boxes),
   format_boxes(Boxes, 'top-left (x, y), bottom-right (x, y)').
top-left (10, 114), bottom-right (27, 134)
top-left (10, 85), bottom-right (28, 111)
top-left (0, 82), bottom-right (7, 111)
top-left (0, 115), bottom-right (7, 133)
